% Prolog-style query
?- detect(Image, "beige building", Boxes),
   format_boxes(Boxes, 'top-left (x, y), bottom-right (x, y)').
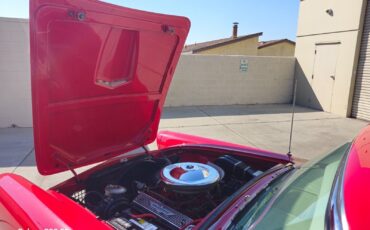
top-left (258, 39), bottom-right (295, 56)
top-left (184, 23), bottom-right (295, 56)
top-left (183, 32), bottom-right (262, 56)
top-left (295, 0), bottom-right (370, 120)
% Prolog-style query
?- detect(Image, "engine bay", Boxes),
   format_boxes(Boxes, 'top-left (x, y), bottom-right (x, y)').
top-left (65, 148), bottom-right (278, 230)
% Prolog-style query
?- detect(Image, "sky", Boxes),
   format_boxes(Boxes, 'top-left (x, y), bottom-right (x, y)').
top-left (0, 0), bottom-right (300, 45)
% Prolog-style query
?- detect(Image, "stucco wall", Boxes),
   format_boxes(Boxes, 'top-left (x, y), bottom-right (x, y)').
top-left (295, 0), bottom-right (367, 116)
top-left (295, 32), bottom-right (362, 116)
top-left (297, 0), bottom-right (365, 36)
top-left (165, 55), bottom-right (295, 107)
top-left (195, 36), bottom-right (259, 56)
top-left (0, 17), bottom-right (31, 128)
top-left (258, 42), bottom-right (295, 56)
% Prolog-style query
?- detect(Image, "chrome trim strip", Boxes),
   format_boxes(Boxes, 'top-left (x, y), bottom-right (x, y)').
top-left (325, 145), bottom-right (351, 230)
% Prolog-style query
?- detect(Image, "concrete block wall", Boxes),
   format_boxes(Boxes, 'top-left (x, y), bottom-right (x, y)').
top-left (0, 18), bottom-right (31, 128)
top-left (0, 18), bottom-right (295, 127)
top-left (165, 55), bottom-right (295, 107)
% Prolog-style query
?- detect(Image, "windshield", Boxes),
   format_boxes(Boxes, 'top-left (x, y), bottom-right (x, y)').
top-left (228, 143), bottom-right (350, 230)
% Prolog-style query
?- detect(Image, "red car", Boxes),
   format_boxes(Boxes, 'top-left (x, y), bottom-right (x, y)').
top-left (0, 0), bottom-right (369, 229)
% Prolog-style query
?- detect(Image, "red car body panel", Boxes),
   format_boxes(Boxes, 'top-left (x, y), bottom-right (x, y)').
top-left (0, 0), bottom-right (368, 229)
top-left (30, 0), bottom-right (190, 175)
top-left (343, 126), bottom-right (370, 228)
top-left (0, 174), bottom-right (110, 230)
top-left (156, 130), bottom-right (291, 163)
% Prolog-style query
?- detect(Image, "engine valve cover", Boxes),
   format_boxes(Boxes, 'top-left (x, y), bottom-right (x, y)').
top-left (160, 162), bottom-right (223, 193)
top-left (133, 192), bottom-right (192, 230)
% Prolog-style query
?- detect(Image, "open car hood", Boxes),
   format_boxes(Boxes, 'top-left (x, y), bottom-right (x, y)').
top-left (30, 0), bottom-right (190, 175)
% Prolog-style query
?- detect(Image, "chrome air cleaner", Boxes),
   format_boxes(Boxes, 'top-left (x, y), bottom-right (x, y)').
top-left (160, 162), bottom-right (224, 193)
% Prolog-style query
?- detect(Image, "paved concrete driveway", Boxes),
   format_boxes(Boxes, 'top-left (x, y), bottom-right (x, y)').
top-left (0, 104), bottom-right (367, 188)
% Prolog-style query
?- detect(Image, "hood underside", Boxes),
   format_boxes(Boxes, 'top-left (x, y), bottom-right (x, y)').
top-left (30, 0), bottom-right (190, 175)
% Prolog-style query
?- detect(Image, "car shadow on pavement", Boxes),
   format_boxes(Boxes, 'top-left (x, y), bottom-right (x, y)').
top-left (0, 127), bottom-right (35, 168)
top-left (161, 104), bottom-right (318, 119)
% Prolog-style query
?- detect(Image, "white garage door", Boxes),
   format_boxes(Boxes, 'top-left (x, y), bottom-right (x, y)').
top-left (352, 2), bottom-right (370, 120)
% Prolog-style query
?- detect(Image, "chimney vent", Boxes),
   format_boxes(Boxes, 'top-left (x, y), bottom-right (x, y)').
top-left (232, 22), bottom-right (239, 38)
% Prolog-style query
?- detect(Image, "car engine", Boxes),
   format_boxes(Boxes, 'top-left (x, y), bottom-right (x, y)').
top-left (70, 153), bottom-right (264, 230)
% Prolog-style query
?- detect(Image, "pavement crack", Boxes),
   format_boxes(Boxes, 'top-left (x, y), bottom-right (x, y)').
top-left (196, 107), bottom-right (258, 147)
top-left (12, 147), bottom-right (34, 173)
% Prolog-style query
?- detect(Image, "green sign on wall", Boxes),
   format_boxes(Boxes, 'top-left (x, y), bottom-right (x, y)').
top-left (240, 59), bottom-right (248, 72)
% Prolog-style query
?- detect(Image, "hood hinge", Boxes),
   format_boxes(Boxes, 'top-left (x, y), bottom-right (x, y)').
top-left (67, 165), bottom-right (81, 184)
top-left (142, 145), bottom-right (150, 154)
